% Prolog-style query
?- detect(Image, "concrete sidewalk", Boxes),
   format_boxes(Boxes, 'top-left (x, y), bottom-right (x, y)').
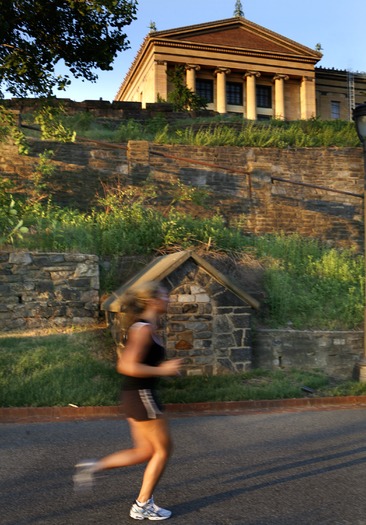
top-left (2, 395), bottom-right (366, 423)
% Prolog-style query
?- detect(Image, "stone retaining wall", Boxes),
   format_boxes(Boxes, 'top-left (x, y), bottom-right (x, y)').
top-left (253, 329), bottom-right (363, 379)
top-left (1, 139), bottom-right (363, 248)
top-left (144, 142), bottom-right (364, 249)
top-left (0, 252), bottom-right (99, 331)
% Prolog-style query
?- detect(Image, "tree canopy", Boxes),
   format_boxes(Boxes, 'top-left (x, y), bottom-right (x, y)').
top-left (0, 0), bottom-right (138, 98)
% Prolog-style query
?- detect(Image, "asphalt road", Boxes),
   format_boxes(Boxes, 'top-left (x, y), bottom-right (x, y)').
top-left (2, 408), bottom-right (366, 525)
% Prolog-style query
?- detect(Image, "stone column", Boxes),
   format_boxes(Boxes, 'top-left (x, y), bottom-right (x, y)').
top-left (244, 71), bottom-right (261, 120)
top-left (185, 64), bottom-right (201, 92)
top-left (300, 76), bottom-right (316, 119)
top-left (215, 67), bottom-right (231, 114)
top-left (154, 60), bottom-right (168, 101)
top-left (273, 74), bottom-right (289, 120)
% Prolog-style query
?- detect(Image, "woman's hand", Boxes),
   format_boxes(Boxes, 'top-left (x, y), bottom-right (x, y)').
top-left (158, 359), bottom-right (182, 377)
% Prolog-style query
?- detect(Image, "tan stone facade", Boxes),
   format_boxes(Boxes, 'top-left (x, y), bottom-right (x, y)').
top-left (116, 17), bottom-right (322, 121)
top-left (316, 67), bottom-right (366, 120)
top-left (115, 17), bottom-right (366, 122)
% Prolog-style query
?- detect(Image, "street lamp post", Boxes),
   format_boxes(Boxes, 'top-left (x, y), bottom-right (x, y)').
top-left (353, 103), bottom-right (366, 381)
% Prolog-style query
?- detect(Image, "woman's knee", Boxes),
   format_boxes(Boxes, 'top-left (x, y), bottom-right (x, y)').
top-left (136, 446), bottom-right (154, 463)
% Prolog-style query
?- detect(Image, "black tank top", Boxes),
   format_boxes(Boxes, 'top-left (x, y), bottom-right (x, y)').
top-left (122, 321), bottom-right (166, 391)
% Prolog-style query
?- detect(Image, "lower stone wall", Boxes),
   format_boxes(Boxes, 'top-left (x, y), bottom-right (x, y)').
top-left (253, 329), bottom-right (363, 379)
top-left (0, 252), bottom-right (100, 331)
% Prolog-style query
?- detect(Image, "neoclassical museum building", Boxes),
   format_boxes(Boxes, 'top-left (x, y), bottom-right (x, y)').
top-left (115, 16), bottom-right (366, 122)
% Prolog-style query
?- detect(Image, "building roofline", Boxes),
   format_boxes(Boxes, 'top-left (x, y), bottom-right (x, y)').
top-left (101, 250), bottom-right (260, 312)
top-left (115, 16), bottom-right (322, 100)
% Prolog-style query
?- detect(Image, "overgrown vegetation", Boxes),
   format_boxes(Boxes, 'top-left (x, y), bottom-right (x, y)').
top-left (252, 234), bottom-right (364, 329)
top-left (18, 109), bottom-right (361, 148)
top-left (1, 177), bottom-right (364, 329)
top-left (0, 106), bottom-right (364, 331)
top-left (2, 328), bottom-right (366, 408)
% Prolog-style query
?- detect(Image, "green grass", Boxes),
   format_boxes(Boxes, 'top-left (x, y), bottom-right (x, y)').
top-left (159, 368), bottom-right (333, 404)
top-left (0, 328), bottom-right (120, 407)
top-left (1, 328), bottom-right (366, 408)
top-left (73, 115), bottom-right (361, 148)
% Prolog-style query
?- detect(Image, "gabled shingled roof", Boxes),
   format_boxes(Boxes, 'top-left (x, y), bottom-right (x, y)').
top-left (101, 250), bottom-right (260, 312)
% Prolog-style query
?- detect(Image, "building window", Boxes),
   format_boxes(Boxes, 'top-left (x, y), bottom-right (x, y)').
top-left (257, 114), bottom-right (271, 121)
top-left (196, 79), bottom-right (214, 103)
top-left (226, 82), bottom-right (243, 105)
top-left (331, 101), bottom-right (341, 119)
top-left (256, 85), bottom-right (272, 108)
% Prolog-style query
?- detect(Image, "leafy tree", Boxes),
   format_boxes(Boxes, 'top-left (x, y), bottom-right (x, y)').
top-left (167, 66), bottom-right (207, 112)
top-left (233, 0), bottom-right (244, 17)
top-left (0, 0), bottom-right (138, 98)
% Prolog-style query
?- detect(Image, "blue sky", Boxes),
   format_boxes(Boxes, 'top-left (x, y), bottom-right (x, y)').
top-left (55, 0), bottom-right (365, 102)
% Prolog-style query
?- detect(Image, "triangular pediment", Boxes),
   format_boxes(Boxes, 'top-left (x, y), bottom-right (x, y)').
top-left (152, 17), bottom-right (321, 61)
top-left (101, 250), bottom-right (260, 312)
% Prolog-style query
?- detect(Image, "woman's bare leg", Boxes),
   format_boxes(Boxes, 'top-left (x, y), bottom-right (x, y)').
top-left (90, 416), bottom-right (172, 503)
top-left (134, 417), bottom-right (172, 503)
top-left (96, 418), bottom-right (154, 470)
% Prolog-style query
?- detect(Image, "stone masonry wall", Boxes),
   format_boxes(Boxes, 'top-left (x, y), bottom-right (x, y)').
top-left (162, 259), bottom-right (253, 375)
top-left (0, 252), bottom-right (99, 331)
top-left (142, 143), bottom-right (364, 249)
top-left (0, 139), bottom-right (363, 248)
top-left (0, 140), bottom-right (128, 209)
top-left (253, 329), bottom-right (363, 380)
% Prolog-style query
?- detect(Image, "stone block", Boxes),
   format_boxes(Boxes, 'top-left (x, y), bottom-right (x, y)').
top-left (175, 340), bottom-right (193, 350)
top-left (195, 293), bottom-right (210, 302)
top-left (232, 314), bottom-right (251, 328)
top-left (213, 314), bottom-right (231, 333)
top-left (35, 282), bottom-right (55, 293)
top-left (182, 303), bottom-right (198, 313)
top-left (230, 347), bottom-right (252, 362)
top-left (9, 253), bottom-right (32, 265)
top-left (177, 294), bottom-right (196, 303)
top-left (215, 333), bottom-right (235, 349)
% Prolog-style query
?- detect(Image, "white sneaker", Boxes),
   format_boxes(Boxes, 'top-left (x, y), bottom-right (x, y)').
top-left (130, 498), bottom-right (172, 520)
top-left (73, 459), bottom-right (97, 491)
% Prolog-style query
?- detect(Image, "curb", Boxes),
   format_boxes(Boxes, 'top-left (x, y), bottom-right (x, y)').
top-left (2, 395), bottom-right (366, 423)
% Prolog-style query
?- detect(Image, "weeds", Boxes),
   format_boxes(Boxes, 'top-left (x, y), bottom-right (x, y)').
top-left (19, 110), bottom-right (361, 147)
top-left (254, 234), bottom-right (364, 329)
top-left (2, 177), bottom-right (364, 329)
